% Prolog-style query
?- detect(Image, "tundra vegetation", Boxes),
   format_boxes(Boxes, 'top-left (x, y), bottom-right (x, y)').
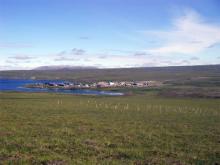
top-left (0, 65), bottom-right (220, 164)
top-left (0, 90), bottom-right (219, 164)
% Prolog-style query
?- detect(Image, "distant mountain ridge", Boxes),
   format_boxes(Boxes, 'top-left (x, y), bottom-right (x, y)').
top-left (0, 64), bottom-right (220, 82)
top-left (34, 65), bottom-right (98, 70)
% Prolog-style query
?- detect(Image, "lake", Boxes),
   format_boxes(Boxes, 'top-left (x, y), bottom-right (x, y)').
top-left (0, 79), bottom-right (123, 96)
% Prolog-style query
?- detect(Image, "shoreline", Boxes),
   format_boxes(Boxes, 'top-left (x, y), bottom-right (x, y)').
top-left (24, 80), bottom-right (161, 90)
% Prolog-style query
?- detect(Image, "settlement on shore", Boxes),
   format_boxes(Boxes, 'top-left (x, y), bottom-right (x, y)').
top-left (26, 81), bottom-right (161, 89)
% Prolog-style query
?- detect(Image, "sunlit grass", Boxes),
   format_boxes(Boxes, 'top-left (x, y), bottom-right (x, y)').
top-left (0, 92), bottom-right (219, 164)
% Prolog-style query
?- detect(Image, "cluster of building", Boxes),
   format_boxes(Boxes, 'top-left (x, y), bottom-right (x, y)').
top-left (28, 81), bottom-right (159, 89)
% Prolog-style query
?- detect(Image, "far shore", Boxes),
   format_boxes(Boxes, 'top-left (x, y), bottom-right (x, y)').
top-left (25, 80), bottom-right (162, 90)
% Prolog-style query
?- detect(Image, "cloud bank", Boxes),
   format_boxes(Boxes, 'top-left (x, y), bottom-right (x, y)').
top-left (145, 10), bottom-right (220, 55)
top-left (9, 55), bottom-right (35, 60)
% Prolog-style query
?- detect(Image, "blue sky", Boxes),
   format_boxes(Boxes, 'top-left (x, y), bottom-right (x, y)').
top-left (0, 0), bottom-right (220, 70)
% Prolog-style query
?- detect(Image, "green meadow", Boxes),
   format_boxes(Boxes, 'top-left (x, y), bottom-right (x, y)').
top-left (0, 91), bottom-right (219, 164)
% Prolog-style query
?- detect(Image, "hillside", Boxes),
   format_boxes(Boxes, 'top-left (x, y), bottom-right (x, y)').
top-left (34, 65), bottom-right (98, 70)
top-left (0, 65), bottom-right (220, 83)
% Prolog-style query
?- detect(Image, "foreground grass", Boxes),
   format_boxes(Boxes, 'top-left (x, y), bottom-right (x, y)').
top-left (0, 92), bottom-right (219, 164)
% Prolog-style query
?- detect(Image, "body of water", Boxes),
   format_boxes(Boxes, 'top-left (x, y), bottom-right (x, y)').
top-left (0, 79), bottom-right (123, 96)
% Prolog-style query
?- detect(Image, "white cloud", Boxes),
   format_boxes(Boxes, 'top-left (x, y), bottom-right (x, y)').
top-left (145, 10), bottom-right (220, 55)
top-left (71, 48), bottom-right (86, 55)
top-left (54, 56), bottom-right (78, 61)
top-left (9, 55), bottom-right (35, 60)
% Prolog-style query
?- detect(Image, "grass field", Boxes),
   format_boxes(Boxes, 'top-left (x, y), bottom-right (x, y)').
top-left (0, 91), bottom-right (219, 164)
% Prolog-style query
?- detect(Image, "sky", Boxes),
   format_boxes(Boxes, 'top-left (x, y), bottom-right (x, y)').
top-left (0, 0), bottom-right (220, 70)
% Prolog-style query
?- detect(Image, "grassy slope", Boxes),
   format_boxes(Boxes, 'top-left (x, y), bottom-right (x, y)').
top-left (1, 65), bottom-right (220, 82)
top-left (0, 92), bottom-right (219, 164)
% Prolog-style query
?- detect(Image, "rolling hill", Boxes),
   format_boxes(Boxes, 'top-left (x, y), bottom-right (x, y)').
top-left (0, 65), bottom-right (220, 83)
